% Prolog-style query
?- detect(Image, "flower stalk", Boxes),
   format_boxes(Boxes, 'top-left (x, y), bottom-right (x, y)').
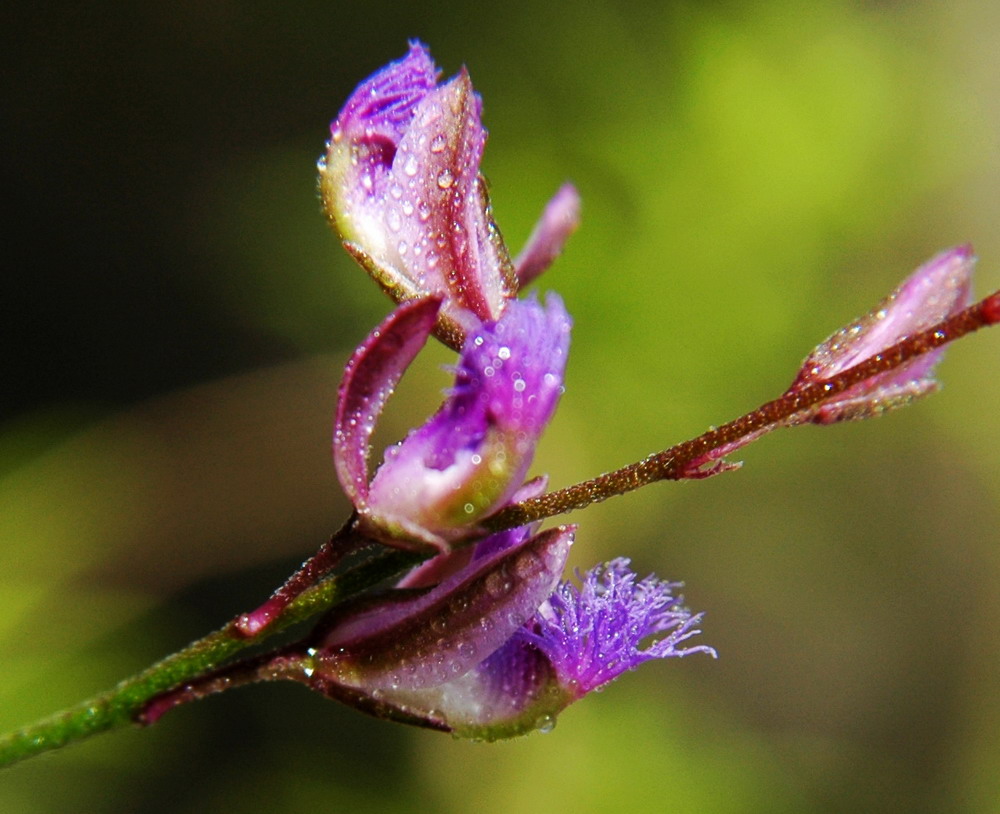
top-left (486, 287), bottom-right (1000, 531)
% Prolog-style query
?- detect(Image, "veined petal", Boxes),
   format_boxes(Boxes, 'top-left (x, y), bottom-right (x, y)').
top-left (349, 637), bottom-right (570, 740)
top-left (333, 296), bottom-right (441, 510)
top-left (314, 525), bottom-right (574, 691)
top-left (790, 246), bottom-right (974, 423)
top-left (363, 295), bottom-right (571, 549)
top-left (382, 71), bottom-right (516, 331)
top-left (320, 44), bottom-right (518, 343)
top-left (321, 44), bottom-right (439, 254)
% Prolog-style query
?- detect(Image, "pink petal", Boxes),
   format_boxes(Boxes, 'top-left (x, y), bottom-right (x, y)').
top-left (790, 246), bottom-right (974, 423)
top-left (383, 70), bottom-right (516, 331)
top-left (514, 183), bottom-right (582, 287)
top-left (316, 525), bottom-right (574, 691)
top-left (333, 296), bottom-right (442, 508)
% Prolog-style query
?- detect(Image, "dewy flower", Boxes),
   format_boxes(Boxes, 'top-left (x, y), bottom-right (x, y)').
top-left (335, 292), bottom-right (571, 552)
top-left (305, 542), bottom-right (714, 740)
top-left (319, 42), bottom-right (580, 345)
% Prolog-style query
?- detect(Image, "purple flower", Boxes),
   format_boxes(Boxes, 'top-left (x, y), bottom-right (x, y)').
top-left (319, 43), bottom-right (579, 343)
top-left (334, 292), bottom-right (571, 551)
top-left (307, 549), bottom-right (712, 740)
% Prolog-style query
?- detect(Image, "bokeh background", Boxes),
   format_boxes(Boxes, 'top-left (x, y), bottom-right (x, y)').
top-left (4, 2), bottom-right (1000, 811)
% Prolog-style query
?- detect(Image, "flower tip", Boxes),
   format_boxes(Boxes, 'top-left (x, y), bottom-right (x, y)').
top-left (983, 290), bottom-right (1000, 325)
top-left (515, 183), bottom-right (583, 287)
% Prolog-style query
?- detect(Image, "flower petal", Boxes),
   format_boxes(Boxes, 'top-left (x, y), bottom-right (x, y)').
top-left (514, 183), bottom-right (582, 287)
top-left (321, 43), bottom-right (439, 253)
top-left (315, 525), bottom-right (574, 691)
top-left (383, 70), bottom-right (516, 331)
top-left (363, 295), bottom-right (571, 548)
top-left (333, 296), bottom-right (441, 510)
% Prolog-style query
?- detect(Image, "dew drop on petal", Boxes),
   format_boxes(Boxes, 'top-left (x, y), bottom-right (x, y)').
top-left (430, 134), bottom-right (447, 153)
top-left (437, 169), bottom-right (454, 189)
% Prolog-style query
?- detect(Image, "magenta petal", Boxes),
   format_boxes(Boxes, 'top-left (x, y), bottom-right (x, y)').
top-left (316, 525), bottom-right (574, 691)
top-left (790, 246), bottom-right (975, 423)
top-left (332, 43), bottom-right (438, 148)
top-left (514, 183), bottom-right (582, 287)
top-left (384, 71), bottom-right (515, 330)
top-left (333, 296), bottom-right (441, 509)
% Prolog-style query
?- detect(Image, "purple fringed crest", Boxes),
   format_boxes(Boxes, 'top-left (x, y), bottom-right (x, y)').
top-left (516, 558), bottom-right (717, 696)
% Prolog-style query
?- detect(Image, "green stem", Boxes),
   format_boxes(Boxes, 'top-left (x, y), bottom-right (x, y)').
top-left (0, 547), bottom-right (421, 769)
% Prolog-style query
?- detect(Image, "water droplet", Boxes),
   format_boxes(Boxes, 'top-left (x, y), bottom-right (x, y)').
top-left (437, 169), bottom-right (454, 189)
top-left (403, 154), bottom-right (419, 176)
top-left (536, 715), bottom-right (556, 733)
top-left (402, 200), bottom-right (415, 216)
top-left (398, 241), bottom-right (409, 256)
top-left (389, 183), bottom-right (403, 200)
top-left (497, 346), bottom-right (511, 360)
top-left (418, 201), bottom-right (432, 221)
top-left (513, 379), bottom-right (526, 392)
top-left (387, 209), bottom-right (402, 232)
top-left (430, 134), bottom-right (447, 153)
top-left (485, 571), bottom-right (508, 598)
top-left (515, 551), bottom-right (539, 578)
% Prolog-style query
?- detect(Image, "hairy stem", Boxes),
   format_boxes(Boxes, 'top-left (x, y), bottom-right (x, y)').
top-left (485, 289), bottom-right (1000, 530)
top-left (0, 546), bottom-right (421, 769)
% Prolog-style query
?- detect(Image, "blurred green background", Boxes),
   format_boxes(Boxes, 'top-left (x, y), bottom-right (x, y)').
top-left (4, 1), bottom-right (1000, 811)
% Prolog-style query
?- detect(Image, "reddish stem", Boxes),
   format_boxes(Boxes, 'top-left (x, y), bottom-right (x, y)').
top-left (234, 514), bottom-right (364, 637)
top-left (485, 289), bottom-right (1000, 530)
top-left (139, 646), bottom-right (311, 725)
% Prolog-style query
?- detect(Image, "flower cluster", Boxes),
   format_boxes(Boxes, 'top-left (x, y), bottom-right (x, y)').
top-left (7, 38), bottom-right (997, 768)
top-left (309, 43), bottom-right (713, 738)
